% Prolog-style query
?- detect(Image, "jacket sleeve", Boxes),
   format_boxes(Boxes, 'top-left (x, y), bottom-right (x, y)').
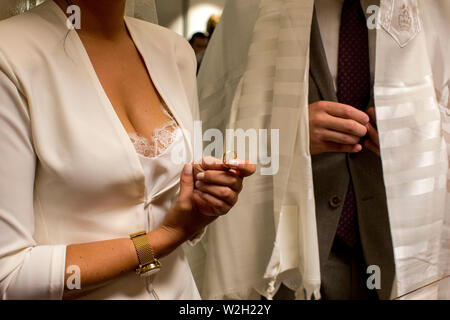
top-left (0, 54), bottom-right (66, 300)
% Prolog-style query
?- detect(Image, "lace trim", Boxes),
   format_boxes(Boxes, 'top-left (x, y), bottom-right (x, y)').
top-left (129, 120), bottom-right (179, 158)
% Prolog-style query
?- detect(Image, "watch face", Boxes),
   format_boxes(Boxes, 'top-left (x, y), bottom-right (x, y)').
top-left (138, 261), bottom-right (162, 278)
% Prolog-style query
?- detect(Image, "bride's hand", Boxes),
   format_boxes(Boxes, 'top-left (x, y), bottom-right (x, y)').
top-left (192, 157), bottom-right (256, 217)
top-left (161, 158), bottom-right (256, 243)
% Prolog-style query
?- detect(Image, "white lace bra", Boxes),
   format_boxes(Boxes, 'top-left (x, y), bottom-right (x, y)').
top-left (128, 120), bottom-right (179, 158)
top-left (127, 104), bottom-right (180, 158)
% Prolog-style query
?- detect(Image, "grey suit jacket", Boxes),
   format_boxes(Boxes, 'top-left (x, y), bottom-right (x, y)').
top-left (308, 5), bottom-right (395, 300)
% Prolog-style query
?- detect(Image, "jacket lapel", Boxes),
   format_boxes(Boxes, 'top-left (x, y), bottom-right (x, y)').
top-left (309, 8), bottom-right (338, 103)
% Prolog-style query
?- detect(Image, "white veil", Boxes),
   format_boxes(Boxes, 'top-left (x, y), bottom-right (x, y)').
top-left (0, 0), bottom-right (158, 24)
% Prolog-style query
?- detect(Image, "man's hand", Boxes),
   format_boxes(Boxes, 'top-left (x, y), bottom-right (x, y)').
top-left (364, 107), bottom-right (380, 156)
top-left (309, 101), bottom-right (370, 155)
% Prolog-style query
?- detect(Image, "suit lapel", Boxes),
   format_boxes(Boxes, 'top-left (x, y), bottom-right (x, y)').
top-left (361, 0), bottom-right (379, 107)
top-left (309, 8), bottom-right (338, 103)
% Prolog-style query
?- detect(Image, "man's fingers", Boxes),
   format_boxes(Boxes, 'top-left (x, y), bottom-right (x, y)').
top-left (322, 114), bottom-right (368, 137)
top-left (319, 129), bottom-right (361, 145)
top-left (324, 102), bottom-right (370, 125)
top-left (322, 142), bottom-right (362, 153)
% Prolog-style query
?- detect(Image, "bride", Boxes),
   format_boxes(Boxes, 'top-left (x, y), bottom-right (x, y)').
top-left (0, 0), bottom-right (255, 299)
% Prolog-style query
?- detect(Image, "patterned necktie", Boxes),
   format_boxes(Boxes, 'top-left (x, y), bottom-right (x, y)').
top-left (335, 0), bottom-right (371, 248)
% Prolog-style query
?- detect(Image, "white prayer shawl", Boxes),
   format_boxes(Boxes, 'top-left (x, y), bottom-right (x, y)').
top-left (193, 0), bottom-right (449, 300)
top-left (193, 0), bottom-right (319, 300)
top-left (375, 0), bottom-right (449, 299)
top-left (368, 0), bottom-right (450, 299)
top-left (241, 0), bottom-right (320, 300)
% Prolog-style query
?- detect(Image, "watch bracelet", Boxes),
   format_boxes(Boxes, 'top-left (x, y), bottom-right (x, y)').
top-left (130, 231), bottom-right (157, 267)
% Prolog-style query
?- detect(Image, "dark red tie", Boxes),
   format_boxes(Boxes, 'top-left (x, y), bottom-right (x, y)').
top-left (335, 0), bottom-right (371, 248)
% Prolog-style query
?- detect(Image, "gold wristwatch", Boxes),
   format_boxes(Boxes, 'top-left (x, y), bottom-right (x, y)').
top-left (130, 231), bottom-right (161, 277)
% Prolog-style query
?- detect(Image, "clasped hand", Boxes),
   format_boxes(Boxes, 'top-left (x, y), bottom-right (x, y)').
top-left (309, 101), bottom-right (380, 156)
top-left (162, 157), bottom-right (256, 242)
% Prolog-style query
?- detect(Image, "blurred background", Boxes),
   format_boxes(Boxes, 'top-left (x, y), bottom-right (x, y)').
top-left (156, 0), bottom-right (224, 39)
top-left (155, 0), bottom-right (224, 72)
top-left (0, 0), bottom-right (223, 71)
top-left (0, 0), bottom-right (224, 40)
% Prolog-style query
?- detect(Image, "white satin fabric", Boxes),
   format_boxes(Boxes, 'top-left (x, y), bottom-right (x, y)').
top-left (125, 128), bottom-right (202, 301)
top-left (375, 0), bottom-right (449, 299)
top-left (421, 0), bottom-right (450, 300)
top-left (132, 128), bottom-right (185, 233)
top-left (194, 0), bottom-right (449, 300)
top-left (0, 0), bottom-right (201, 299)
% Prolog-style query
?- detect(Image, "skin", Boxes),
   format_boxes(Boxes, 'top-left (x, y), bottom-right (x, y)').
top-left (309, 101), bottom-right (380, 156)
top-left (53, 0), bottom-right (256, 299)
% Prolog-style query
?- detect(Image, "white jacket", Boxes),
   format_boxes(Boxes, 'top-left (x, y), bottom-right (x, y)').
top-left (0, 1), bottom-right (201, 299)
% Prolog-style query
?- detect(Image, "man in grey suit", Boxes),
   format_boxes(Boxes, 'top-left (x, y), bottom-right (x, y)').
top-left (196, 0), bottom-right (397, 300)
top-left (273, 0), bottom-right (395, 300)
top-left (305, 0), bottom-right (395, 299)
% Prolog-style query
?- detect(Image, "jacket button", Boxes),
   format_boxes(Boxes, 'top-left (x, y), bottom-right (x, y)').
top-left (329, 195), bottom-right (342, 209)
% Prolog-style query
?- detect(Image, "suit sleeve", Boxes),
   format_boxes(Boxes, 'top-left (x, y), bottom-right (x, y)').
top-left (0, 54), bottom-right (66, 300)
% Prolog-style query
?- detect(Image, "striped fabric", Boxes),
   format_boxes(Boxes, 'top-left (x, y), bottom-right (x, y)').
top-left (194, 0), bottom-right (321, 300)
top-left (375, 0), bottom-right (449, 299)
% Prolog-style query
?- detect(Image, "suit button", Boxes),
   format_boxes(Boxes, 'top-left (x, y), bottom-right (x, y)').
top-left (329, 195), bottom-right (342, 209)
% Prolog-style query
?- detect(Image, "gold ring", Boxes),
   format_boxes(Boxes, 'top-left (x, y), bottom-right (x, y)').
top-left (222, 150), bottom-right (237, 167)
